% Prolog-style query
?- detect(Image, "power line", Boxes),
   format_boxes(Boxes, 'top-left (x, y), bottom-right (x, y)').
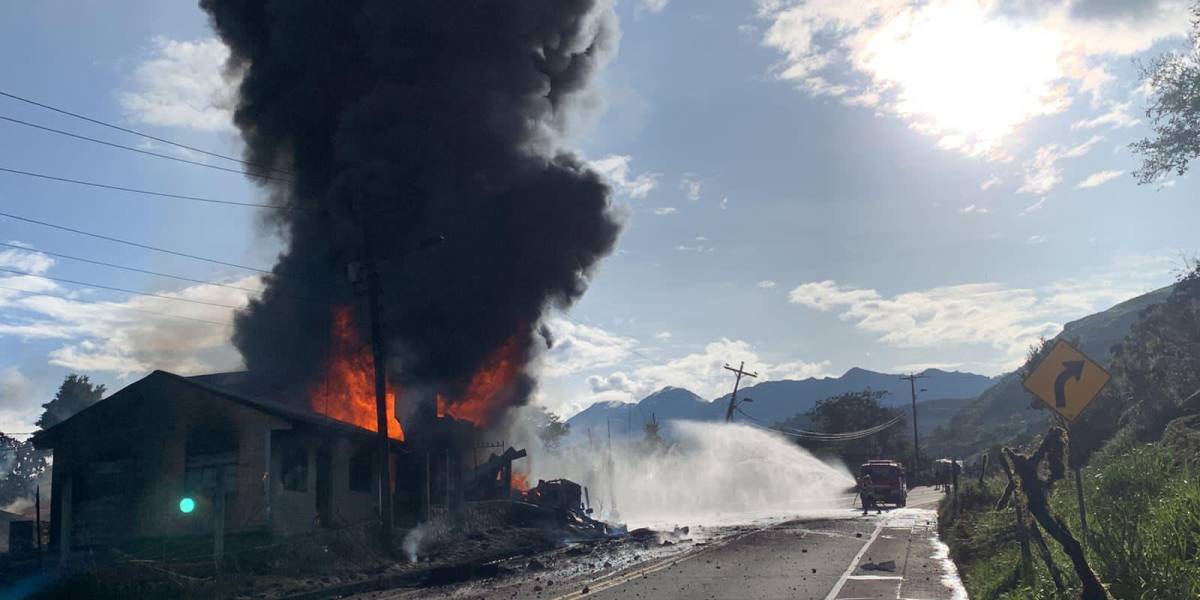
top-left (0, 283), bottom-right (236, 329)
top-left (0, 210), bottom-right (275, 275)
top-left (0, 89), bottom-right (293, 176)
top-left (0, 166), bottom-right (283, 209)
top-left (734, 406), bottom-right (903, 441)
top-left (0, 266), bottom-right (248, 309)
top-left (0, 115), bottom-right (293, 183)
top-left (0, 242), bottom-right (268, 297)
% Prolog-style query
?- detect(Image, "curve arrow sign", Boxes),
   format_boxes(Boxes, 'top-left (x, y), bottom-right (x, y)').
top-left (1054, 360), bottom-right (1085, 408)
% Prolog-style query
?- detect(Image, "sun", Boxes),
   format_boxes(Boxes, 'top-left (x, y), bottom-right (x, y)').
top-left (857, 0), bottom-right (1068, 155)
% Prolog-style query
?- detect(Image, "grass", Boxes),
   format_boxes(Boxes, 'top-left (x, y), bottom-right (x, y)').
top-left (940, 439), bottom-right (1200, 599)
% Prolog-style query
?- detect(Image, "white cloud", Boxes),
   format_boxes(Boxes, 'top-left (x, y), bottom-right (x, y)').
top-left (0, 252), bottom-right (257, 377)
top-left (771, 359), bottom-right (834, 380)
top-left (788, 255), bottom-right (1174, 371)
top-left (757, 280), bottom-right (777, 289)
top-left (586, 371), bottom-right (642, 394)
top-left (680, 174), bottom-right (703, 201)
top-left (1018, 197), bottom-right (1047, 216)
top-left (1071, 101), bottom-right (1140, 130)
top-left (1028, 234), bottom-right (1048, 244)
top-left (637, 0), bottom-right (670, 15)
top-left (589, 155), bottom-right (661, 199)
top-left (653, 331), bottom-right (672, 340)
top-left (960, 204), bottom-right (989, 214)
top-left (0, 367), bottom-right (33, 412)
top-left (539, 317), bottom-right (636, 378)
top-left (787, 280), bottom-right (880, 311)
top-left (676, 240), bottom-right (715, 253)
top-left (1018, 135), bottom-right (1104, 194)
top-left (626, 338), bottom-right (829, 399)
top-left (654, 207), bottom-right (678, 215)
top-left (120, 37), bottom-right (239, 132)
top-left (1075, 169), bottom-right (1124, 189)
top-left (980, 174), bottom-right (1003, 190)
top-left (757, 0), bottom-right (1190, 158)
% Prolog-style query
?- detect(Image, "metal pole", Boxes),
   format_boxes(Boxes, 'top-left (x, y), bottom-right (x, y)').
top-left (213, 475), bottom-right (225, 568)
top-left (1068, 423), bottom-right (1090, 549)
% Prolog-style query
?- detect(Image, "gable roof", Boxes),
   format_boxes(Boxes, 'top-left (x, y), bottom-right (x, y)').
top-left (35, 370), bottom-right (394, 446)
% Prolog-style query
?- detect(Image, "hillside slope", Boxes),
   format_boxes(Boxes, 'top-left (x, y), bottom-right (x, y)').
top-left (925, 284), bottom-right (1174, 460)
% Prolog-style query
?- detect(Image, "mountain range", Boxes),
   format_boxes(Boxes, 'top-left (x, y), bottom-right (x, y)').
top-left (565, 367), bottom-right (995, 441)
top-left (566, 283), bottom-right (1176, 454)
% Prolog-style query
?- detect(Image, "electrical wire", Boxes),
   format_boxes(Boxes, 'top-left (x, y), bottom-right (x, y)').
top-left (0, 241), bottom-right (266, 296)
top-left (0, 210), bottom-right (276, 275)
top-left (0, 89), bottom-right (293, 176)
top-left (0, 283), bottom-right (236, 329)
top-left (0, 166), bottom-right (283, 209)
top-left (734, 405), bottom-right (903, 441)
top-left (0, 115), bottom-right (292, 182)
top-left (0, 266), bottom-right (248, 309)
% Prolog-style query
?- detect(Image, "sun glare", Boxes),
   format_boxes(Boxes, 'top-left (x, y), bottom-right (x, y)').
top-left (859, 1), bottom-right (1067, 154)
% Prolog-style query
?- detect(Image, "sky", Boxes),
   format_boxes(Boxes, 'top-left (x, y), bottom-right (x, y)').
top-left (0, 0), bottom-right (1196, 430)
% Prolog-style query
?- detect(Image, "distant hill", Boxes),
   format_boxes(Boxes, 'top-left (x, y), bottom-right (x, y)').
top-left (925, 284), bottom-right (1175, 460)
top-left (565, 367), bottom-right (994, 441)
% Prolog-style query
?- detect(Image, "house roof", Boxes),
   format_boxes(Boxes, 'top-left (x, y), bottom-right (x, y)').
top-left (35, 370), bottom-right (399, 445)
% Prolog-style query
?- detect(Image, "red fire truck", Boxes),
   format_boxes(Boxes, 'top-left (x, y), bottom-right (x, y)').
top-left (859, 459), bottom-right (908, 507)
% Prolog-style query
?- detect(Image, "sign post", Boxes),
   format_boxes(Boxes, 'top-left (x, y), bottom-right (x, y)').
top-left (1022, 339), bottom-right (1111, 548)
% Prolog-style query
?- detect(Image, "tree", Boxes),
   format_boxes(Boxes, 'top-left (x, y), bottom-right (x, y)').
top-left (36, 374), bottom-right (106, 431)
top-left (1131, 2), bottom-right (1200, 184)
top-left (537, 410), bottom-right (570, 452)
top-left (781, 389), bottom-right (910, 465)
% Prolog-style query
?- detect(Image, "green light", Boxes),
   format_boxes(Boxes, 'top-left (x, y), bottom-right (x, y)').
top-left (179, 497), bottom-right (196, 514)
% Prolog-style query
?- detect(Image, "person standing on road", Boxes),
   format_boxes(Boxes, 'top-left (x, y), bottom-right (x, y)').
top-left (859, 474), bottom-right (881, 515)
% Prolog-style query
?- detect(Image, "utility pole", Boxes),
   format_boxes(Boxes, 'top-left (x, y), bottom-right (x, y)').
top-left (901, 372), bottom-right (928, 476)
top-left (351, 206), bottom-right (444, 552)
top-left (360, 226), bottom-right (394, 552)
top-left (723, 362), bottom-right (758, 422)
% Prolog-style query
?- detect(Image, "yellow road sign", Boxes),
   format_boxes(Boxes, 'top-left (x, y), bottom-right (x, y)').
top-left (1022, 340), bottom-right (1111, 422)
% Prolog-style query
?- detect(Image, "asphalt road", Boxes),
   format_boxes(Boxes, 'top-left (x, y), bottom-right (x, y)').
top-left (550, 487), bottom-right (964, 600)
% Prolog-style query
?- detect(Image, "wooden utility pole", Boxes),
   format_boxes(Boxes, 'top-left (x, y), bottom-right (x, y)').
top-left (723, 362), bottom-right (758, 423)
top-left (349, 202), bottom-right (395, 551)
top-left (900, 373), bottom-right (928, 475)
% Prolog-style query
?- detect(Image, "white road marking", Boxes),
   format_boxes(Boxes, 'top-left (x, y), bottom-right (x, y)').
top-left (824, 520), bottom-right (883, 600)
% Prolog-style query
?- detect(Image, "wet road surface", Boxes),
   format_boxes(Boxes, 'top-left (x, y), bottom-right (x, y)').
top-left (550, 487), bottom-right (963, 600)
top-left (367, 487), bottom-right (964, 600)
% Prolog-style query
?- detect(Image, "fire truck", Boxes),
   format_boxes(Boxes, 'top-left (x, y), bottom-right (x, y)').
top-left (859, 459), bottom-right (908, 507)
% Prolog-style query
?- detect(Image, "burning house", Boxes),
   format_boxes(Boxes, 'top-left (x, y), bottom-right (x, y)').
top-left (33, 0), bottom-right (625, 563)
top-left (33, 368), bottom-right (533, 557)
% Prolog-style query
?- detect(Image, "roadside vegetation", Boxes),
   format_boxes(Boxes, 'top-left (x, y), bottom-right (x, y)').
top-left (940, 261), bottom-right (1200, 598)
top-left (942, 437), bottom-right (1200, 599)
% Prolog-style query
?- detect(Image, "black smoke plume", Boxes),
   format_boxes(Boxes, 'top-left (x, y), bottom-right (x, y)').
top-left (200, 0), bottom-right (622, 418)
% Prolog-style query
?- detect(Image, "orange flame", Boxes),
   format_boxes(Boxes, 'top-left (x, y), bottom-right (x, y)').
top-left (441, 336), bottom-right (524, 428)
top-left (511, 472), bottom-right (530, 492)
top-left (310, 306), bottom-right (404, 440)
